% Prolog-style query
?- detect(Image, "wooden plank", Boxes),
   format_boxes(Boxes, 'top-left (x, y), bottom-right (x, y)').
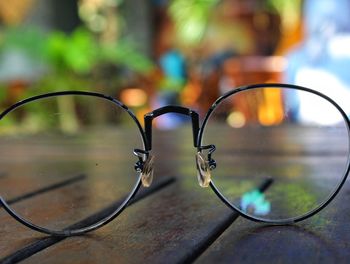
top-left (0, 128), bottom-right (175, 260)
top-left (202, 124), bottom-right (348, 152)
top-left (0, 129), bottom-right (190, 263)
top-left (0, 127), bottom-right (145, 200)
top-left (1, 125), bottom-right (348, 263)
top-left (0, 175), bottom-right (175, 261)
top-left (199, 123), bottom-right (349, 221)
top-left (188, 125), bottom-right (350, 263)
top-left (8, 168), bottom-right (272, 263)
top-left (13, 180), bottom-right (237, 264)
top-left (196, 182), bottom-right (350, 263)
top-left (1, 170), bottom-right (141, 227)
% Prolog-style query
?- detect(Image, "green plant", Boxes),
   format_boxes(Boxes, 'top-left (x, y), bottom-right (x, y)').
top-left (0, 25), bottom-right (154, 133)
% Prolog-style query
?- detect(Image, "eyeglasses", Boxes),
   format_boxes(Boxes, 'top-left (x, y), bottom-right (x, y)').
top-left (0, 83), bottom-right (349, 236)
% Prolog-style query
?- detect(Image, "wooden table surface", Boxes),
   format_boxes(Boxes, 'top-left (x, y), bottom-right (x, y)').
top-left (1, 125), bottom-right (350, 264)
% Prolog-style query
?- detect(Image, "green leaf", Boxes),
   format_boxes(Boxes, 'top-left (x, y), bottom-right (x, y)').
top-left (100, 41), bottom-right (154, 73)
top-left (63, 29), bottom-right (98, 73)
top-left (169, 0), bottom-right (219, 44)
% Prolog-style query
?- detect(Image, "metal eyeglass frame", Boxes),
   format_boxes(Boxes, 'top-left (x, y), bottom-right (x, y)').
top-left (1, 83), bottom-right (350, 236)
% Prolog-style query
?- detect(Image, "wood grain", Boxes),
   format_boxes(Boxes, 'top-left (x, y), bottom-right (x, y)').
top-left (1, 126), bottom-right (349, 263)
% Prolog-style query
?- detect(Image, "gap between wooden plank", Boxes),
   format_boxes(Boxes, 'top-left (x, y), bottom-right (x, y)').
top-left (2, 174), bottom-right (86, 206)
top-left (0, 176), bottom-right (176, 264)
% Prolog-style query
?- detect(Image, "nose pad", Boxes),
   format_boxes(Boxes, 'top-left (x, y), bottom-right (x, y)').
top-left (140, 154), bottom-right (155, 187)
top-left (134, 149), bottom-right (155, 188)
top-left (196, 152), bottom-right (211, 187)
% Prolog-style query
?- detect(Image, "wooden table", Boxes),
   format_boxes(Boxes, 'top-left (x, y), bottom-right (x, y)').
top-left (1, 125), bottom-right (350, 264)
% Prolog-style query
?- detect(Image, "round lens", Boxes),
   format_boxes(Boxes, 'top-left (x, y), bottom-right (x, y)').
top-left (0, 93), bottom-right (144, 232)
top-left (199, 85), bottom-right (350, 222)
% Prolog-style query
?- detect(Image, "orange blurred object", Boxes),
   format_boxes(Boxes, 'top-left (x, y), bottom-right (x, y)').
top-left (120, 88), bottom-right (147, 108)
top-left (0, 0), bottom-right (35, 25)
top-left (258, 87), bottom-right (284, 126)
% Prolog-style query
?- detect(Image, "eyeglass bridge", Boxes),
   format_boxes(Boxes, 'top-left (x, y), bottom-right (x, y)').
top-left (144, 105), bottom-right (199, 151)
top-left (136, 106), bottom-right (217, 189)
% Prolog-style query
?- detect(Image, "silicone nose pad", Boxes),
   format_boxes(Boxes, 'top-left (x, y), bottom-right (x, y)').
top-left (141, 154), bottom-right (155, 187)
top-left (196, 152), bottom-right (211, 187)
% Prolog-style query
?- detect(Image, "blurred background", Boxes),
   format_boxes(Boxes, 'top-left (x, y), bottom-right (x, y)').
top-left (1, 0), bottom-right (350, 129)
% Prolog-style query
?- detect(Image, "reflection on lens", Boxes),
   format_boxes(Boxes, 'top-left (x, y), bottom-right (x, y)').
top-left (240, 189), bottom-right (271, 216)
top-left (0, 94), bottom-right (143, 231)
top-left (227, 111), bottom-right (246, 128)
top-left (201, 85), bottom-right (350, 222)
